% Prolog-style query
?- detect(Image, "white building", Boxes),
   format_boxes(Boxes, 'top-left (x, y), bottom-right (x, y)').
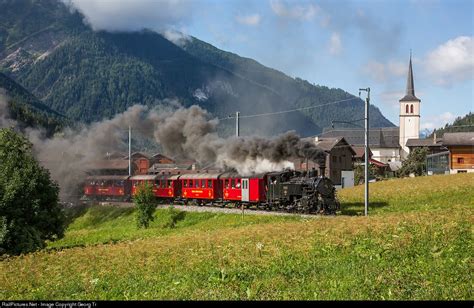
top-left (318, 54), bottom-right (422, 166)
top-left (399, 54), bottom-right (421, 159)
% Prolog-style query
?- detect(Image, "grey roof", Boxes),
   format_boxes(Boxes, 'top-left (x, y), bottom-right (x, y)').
top-left (442, 132), bottom-right (474, 146)
top-left (399, 55), bottom-right (420, 102)
top-left (320, 127), bottom-right (400, 148)
top-left (313, 137), bottom-right (356, 155)
top-left (406, 138), bottom-right (444, 147)
top-left (86, 175), bottom-right (130, 180)
top-left (352, 146), bottom-right (373, 158)
top-left (88, 160), bottom-right (129, 170)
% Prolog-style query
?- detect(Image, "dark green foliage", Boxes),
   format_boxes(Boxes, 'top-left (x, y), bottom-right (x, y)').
top-left (0, 128), bottom-right (65, 255)
top-left (0, 0), bottom-right (394, 138)
top-left (398, 147), bottom-right (429, 177)
top-left (0, 72), bottom-right (67, 135)
top-left (354, 163), bottom-right (379, 185)
top-left (430, 112), bottom-right (474, 137)
top-left (133, 182), bottom-right (157, 229)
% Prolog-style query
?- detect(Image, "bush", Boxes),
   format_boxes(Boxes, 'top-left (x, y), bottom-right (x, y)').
top-left (398, 147), bottom-right (428, 177)
top-left (133, 182), bottom-right (157, 229)
top-left (0, 128), bottom-right (65, 255)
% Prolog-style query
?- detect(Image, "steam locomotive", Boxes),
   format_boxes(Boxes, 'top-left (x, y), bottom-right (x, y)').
top-left (83, 166), bottom-right (340, 214)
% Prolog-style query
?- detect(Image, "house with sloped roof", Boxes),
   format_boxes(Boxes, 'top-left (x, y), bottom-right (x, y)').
top-left (295, 136), bottom-right (355, 186)
top-left (319, 127), bottom-right (400, 164)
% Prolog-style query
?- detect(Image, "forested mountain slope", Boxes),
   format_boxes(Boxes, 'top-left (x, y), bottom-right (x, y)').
top-left (0, 0), bottom-right (394, 137)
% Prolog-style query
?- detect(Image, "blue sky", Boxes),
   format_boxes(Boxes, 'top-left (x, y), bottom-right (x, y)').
top-left (71, 0), bottom-right (474, 131)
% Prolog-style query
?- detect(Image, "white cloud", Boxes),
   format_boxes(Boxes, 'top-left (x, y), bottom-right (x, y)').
top-left (270, 0), bottom-right (319, 21)
top-left (64, 0), bottom-right (193, 32)
top-left (421, 112), bottom-right (457, 130)
top-left (328, 32), bottom-right (342, 55)
top-left (424, 36), bottom-right (474, 86)
top-left (162, 29), bottom-right (190, 47)
top-left (379, 91), bottom-right (406, 108)
top-left (364, 59), bottom-right (406, 82)
top-left (236, 14), bottom-right (261, 26)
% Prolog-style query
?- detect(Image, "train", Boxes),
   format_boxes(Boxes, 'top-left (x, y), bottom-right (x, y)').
top-left (83, 167), bottom-right (340, 214)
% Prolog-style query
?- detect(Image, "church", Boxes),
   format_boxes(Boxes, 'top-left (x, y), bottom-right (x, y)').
top-left (319, 54), bottom-right (431, 166)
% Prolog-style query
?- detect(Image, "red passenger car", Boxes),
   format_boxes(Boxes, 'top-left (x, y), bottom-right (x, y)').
top-left (130, 174), bottom-right (180, 200)
top-left (220, 172), bottom-right (242, 201)
top-left (179, 173), bottom-right (222, 203)
top-left (85, 175), bottom-right (131, 201)
top-left (221, 173), bottom-right (267, 204)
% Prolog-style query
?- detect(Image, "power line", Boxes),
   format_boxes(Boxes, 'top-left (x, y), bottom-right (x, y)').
top-left (218, 97), bottom-right (359, 121)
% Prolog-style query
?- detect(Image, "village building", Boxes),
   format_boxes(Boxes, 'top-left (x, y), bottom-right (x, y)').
top-left (426, 132), bottom-right (474, 175)
top-left (317, 53), bottom-right (435, 167)
top-left (294, 137), bottom-right (355, 187)
top-left (406, 133), bottom-right (446, 155)
top-left (319, 127), bottom-right (400, 164)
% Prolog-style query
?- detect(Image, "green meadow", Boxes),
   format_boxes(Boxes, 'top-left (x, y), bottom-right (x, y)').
top-left (1, 173), bottom-right (472, 300)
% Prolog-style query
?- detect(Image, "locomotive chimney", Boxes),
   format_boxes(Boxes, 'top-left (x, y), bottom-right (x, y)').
top-left (319, 161), bottom-right (326, 178)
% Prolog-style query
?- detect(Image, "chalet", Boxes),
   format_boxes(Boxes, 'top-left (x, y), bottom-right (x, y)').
top-left (296, 136), bottom-right (355, 186)
top-left (426, 132), bottom-right (474, 174)
top-left (123, 152), bottom-right (150, 175)
top-left (443, 132), bottom-right (474, 174)
top-left (151, 153), bottom-right (175, 165)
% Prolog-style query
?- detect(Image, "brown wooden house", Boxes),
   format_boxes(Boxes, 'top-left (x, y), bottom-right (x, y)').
top-left (443, 132), bottom-right (474, 174)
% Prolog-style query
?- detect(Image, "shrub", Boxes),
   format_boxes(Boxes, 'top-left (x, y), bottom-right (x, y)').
top-left (133, 182), bottom-right (157, 229)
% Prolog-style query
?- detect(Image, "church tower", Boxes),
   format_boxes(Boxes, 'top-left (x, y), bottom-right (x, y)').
top-left (399, 53), bottom-right (421, 158)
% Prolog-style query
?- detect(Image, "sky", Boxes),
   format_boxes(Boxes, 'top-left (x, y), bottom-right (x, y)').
top-left (68, 0), bottom-right (474, 132)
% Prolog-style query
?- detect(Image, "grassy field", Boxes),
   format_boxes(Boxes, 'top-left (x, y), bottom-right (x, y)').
top-left (0, 173), bottom-right (472, 300)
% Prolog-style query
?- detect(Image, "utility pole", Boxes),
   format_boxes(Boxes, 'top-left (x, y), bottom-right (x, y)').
top-left (359, 87), bottom-right (370, 216)
top-left (128, 126), bottom-right (132, 177)
top-left (236, 111), bottom-right (240, 137)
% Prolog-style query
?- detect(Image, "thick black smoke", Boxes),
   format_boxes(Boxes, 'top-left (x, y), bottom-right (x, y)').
top-left (0, 97), bottom-right (325, 199)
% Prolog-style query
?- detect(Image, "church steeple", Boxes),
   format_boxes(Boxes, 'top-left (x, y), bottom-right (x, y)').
top-left (400, 51), bottom-right (420, 102)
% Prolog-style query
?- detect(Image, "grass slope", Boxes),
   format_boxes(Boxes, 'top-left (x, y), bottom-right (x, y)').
top-left (0, 174), bottom-right (473, 300)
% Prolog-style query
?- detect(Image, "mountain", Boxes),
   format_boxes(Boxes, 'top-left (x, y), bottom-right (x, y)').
top-left (429, 112), bottom-right (474, 138)
top-left (0, 0), bottom-right (394, 137)
top-left (0, 72), bottom-right (66, 135)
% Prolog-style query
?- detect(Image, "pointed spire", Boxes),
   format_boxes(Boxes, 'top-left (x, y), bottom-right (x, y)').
top-left (400, 51), bottom-right (420, 102)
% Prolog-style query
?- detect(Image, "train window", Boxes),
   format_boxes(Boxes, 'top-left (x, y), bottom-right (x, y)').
top-left (224, 179), bottom-right (229, 188)
top-left (168, 180), bottom-right (172, 188)
top-left (208, 180), bottom-right (212, 188)
top-left (457, 157), bottom-right (464, 164)
top-left (231, 179), bottom-right (235, 188)
top-left (116, 180), bottom-right (124, 186)
top-left (189, 180), bottom-right (193, 188)
top-left (161, 180), bottom-right (166, 188)
top-left (236, 179), bottom-right (241, 188)
top-left (183, 180), bottom-right (188, 188)
top-left (195, 180), bottom-right (200, 188)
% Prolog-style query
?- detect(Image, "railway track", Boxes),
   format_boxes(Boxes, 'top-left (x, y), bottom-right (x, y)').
top-left (81, 201), bottom-right (324, 218)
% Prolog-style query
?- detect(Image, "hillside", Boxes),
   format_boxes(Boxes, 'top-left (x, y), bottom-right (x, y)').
top-left (0, 0), bottom-right (394, 137)
top-left (429, 112), bottom-right (474, 137)
top-left (1, 173), bottom-right (472, 300)
top-left (0, 72), bottom-right (66, 134)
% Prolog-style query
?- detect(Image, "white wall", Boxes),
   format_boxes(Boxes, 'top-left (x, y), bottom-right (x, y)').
top-left (371, 147), bottom-right (401, 163)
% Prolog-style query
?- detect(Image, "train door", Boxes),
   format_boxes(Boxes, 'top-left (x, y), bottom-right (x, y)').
top-left (241, 178), bottom-right (249, 202)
